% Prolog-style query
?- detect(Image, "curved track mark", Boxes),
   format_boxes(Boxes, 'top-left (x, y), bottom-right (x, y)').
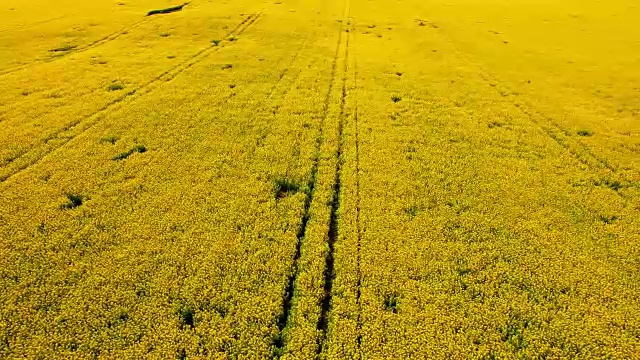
top-left (0, 18), bottom-right (151, 76)
top-left (0, 15), bottom-right (68, 33)
top-left (0, 14), bottom-right (261, 183)
top-left (427, 27), bottom-right (628, 196)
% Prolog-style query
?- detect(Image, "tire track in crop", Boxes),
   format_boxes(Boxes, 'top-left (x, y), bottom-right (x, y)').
top-left (265, 40), bottom-right (308, 103)
top-left (425, 26), bottom-right (629, 195)
top-left (513, 99), bottom-right (616, 172)
top-left (0, 15), bottom-right (68, 34)
top-left (474, 70), bottom-right (618, 172)
top-left (475, 74), bottom-right (634, 199)
top-left (0, 18), bottom-right (152, 76)
top-left (0, 14), bottom-right (261, 183)
top-left (267, 34), bottom-right (340, 179)
top-left (246, 37), bottom-right (320, 172)
top-left (352, 22), bottom-right (364, 358)
top-left (262, 38), bottom-right (314, 144)
top-left (274, 6), bottom-right (349, 355)
top-left (0, 17), bottom-right (258, 126)
top-left (317, 15), bottom-right (353, 356)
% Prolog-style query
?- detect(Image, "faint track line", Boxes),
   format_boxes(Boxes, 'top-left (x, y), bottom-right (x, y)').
top-left (0, 18), bottom-right (152, 76)
top-left (472, 72), bottom-right (631, 198)
top-left (428, 27), bottom-right (630, 196)
top-left (247, 38), bottom-right (316, 167)
top-left (515, 102), bottom-right (616, 172)
top-left (0, 15), bottom-right (68, 33)
top-left (265, 39), bottom-right (308, 103)
top-left (0, 14), bottom-right (261, 183)
top-left (264, 39), bottom-right (312, 152)
top-left (274, 45), bottom-right (328, 178)
top-left (470, 72), bottom-right (619, 174)
top-left (485, 83), bottom-right (632, 200)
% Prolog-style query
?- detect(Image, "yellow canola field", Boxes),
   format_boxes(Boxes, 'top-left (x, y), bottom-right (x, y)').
top-left (0, 0), bottom-right (639, 358)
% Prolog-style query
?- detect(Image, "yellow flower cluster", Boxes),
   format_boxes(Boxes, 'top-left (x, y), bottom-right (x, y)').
top-left (1, 0), bottom-right (638, 358)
